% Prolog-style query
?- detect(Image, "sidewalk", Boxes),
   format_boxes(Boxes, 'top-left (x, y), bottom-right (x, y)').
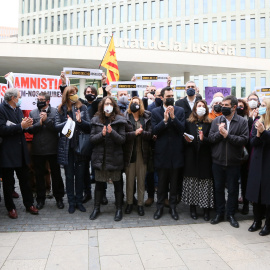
top-left (1, 221), bottom-right (270, 270)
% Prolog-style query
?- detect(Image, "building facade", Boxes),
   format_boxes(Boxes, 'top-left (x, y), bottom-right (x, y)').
top-left (18, 0), bottom-right (270, 97)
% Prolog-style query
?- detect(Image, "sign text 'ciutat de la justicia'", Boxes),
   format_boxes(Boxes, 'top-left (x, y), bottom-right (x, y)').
top-left (99, 33), bottom-right (236, 56)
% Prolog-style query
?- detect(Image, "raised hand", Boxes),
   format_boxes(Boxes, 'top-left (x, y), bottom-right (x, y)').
top-left (102, 126), bottom-right (107, 136)
top-left (107, 124), bottom-right (112, 133)
top-left (75, 110), bottom-right (81, 122)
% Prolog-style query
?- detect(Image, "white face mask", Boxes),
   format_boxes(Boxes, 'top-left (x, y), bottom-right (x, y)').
top-left (197, 107), bottom-right (206, 117)
top-left (104, 105), bottom-right (113, 114)
top-left (248, 100), bottom-right (258, 109)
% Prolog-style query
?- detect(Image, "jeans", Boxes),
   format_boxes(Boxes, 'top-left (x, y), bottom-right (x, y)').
top-left (64, 149), bottom-right (86, 206)
top-left (212, 163), bottom-right (240, 217)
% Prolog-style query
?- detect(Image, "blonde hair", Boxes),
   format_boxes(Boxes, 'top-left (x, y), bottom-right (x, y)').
top-left (259, 98), bottom-right (270, 130)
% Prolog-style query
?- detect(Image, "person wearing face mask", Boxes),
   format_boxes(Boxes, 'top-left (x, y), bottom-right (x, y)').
top-left (0, 88), bottom-right (39, 219)
top-left (209, 96), bottom-right (223, 120)
top-left (208, 95), bottom-right (249, 228)
top-left (117, 91), bottom-right (130, 113)
top-left (182, 100), bottom-right (214, 221)
top-left (147, 88), bottom-right (163, 112)
top-left (175, 81), bottom-right (200, 120)
top-left (27, 92), bottom-right (65, 210)
top-left (89, 97), bottom-right (127, 221)
top-left (151, 87), bottom-right (185, 220)
top-left (123, 97), bottom-right (152, 216)
top-left (247, 93), bottom-right (260, 124)
top-left (246, 99), bottom-right (270, 236)
top-left (55, 86), bottom-right (91, 214)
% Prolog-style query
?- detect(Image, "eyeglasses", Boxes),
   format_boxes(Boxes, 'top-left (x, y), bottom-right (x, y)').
top-left (248, 98), bottom-right (258, 101)
top-left (187, 86), bottom-right (195, 89)
top-left (36, 98), bottom-right (46, 102)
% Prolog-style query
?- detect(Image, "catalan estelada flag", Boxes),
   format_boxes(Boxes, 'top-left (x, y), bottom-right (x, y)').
top-left (100, 36), bottom-right (119, 84)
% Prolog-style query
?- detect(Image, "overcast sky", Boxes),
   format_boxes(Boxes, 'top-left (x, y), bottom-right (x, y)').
top-left (0, 0), bottom-right (19, 28)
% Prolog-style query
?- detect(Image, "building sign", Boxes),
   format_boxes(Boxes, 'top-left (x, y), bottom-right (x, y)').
top-left (63, 67), bottom-right (103, 79)
top-left (0, 83), bottom-right (7, 104)
top-left (135, 74), bottom-right (168, 82)
top-left (99, 34), bottom-right (236, 56)
top-left (205, 87), bottom-right (231, 105)
top-left (110, 81), bottom-right (149, 91)
top-left (5, 73), bottom-right (62, 110)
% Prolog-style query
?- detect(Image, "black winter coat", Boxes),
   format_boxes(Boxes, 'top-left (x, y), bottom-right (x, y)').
top-left (246, 125), bottom-right (270, 204)
top-left (55, 104), bottom-right (90, 165)
top-left (0, 101), bottom-right (30, 167)
top-left (123, 110), bottom-right (152, 167)
top-left (184, 121), bottom-right (212, 179)
top-left (27, 105), bottom-right (58, 156)
top-left (152, 106), bottom-right (185, 169)
top-left (90, 114), bottom-right (126, 171)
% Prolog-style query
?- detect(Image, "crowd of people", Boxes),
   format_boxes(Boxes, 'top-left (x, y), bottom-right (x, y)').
top-left (0, 73), bottom-right (269, 237)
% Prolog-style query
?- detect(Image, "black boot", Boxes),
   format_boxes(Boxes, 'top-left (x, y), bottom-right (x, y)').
top-left (114, 191), bottom-right (123, 222)
top-left (101, 190), bottom-right (108, 205)
top-left (90, 191), bottom-right (101, 220)
top-left (190, 205), bottom-right (197, 220)
top-left (241, 201), bottom-right (249, 215)
top-left (203, 208), bottom-right (210, 221)
top-left (259, 224), bottom-right (270, 236)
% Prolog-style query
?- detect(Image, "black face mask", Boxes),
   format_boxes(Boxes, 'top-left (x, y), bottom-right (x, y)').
top-left (130, 103), bottom-right (140, 113)
top-left (187, 88), bottom-right (195, 96)
top-left (214, 104), bottom-right (222, 113)
top-left (236, 107), bottom-right (244, 116)
top-left (165, 98), bottom-right (174, 106)
top-left (150, 91), bottom-right (155, 95)
top-left (221, 106), bottom-right (232, 116)
top-left (155, 98), bottom-right (163, 106)
top-left (37, 101), bottom-right (47, 110)
top-left (85, 94), bottom-right (96, 102)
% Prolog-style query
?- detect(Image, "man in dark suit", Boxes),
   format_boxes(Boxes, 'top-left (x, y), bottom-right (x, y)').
top-left (151, 87), bottom-right (185, 220)
top-left (175, 81), bottom-right (200, 120)
top-left (0, 88), bottom-right (39, 219)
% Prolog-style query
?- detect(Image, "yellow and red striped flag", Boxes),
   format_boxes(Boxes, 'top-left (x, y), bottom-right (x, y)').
top-left (100, 36), bottom-right (119, 84)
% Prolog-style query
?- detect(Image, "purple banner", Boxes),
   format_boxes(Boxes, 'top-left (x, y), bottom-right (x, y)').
top-left (205, 87), bottom-right (231, 105)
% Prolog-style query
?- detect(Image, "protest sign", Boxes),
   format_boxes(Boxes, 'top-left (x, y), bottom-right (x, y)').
top-left (110, 81), bottom-right (149, 91)
top-left (0, 83), bottom-right (8, 104)
top-left (5, 73), bottom-right (62, 110)
top-left (63, 67), bottom-right (103, 79)
top-left (205, 87), bottom-right (231, 104)
top-left (254, 86), bottom-right (270, 99)
top-left (135, 74), bottom-right (169, 82)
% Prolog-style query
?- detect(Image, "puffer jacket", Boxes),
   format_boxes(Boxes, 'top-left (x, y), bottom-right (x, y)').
top-left (55, 104), bottom-right (91, 165)
top-left (90, 114), bottom-right (126, 171)
top-left (123, 110), bottom-right (152, 167)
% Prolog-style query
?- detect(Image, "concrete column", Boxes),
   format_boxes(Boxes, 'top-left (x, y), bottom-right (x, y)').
top-left (184, 72), bottom-right (190, 84)
top-left (79, 78), bottom-right (86, 99)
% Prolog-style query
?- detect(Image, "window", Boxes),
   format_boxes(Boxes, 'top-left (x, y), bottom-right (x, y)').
top-left (168, 25), bottom-right (172, 43)
top-left (176, 25), bottom-right (181, 42)
top-left (151, 27), bottom-right (155, 39)
top-left (51, 16), bottom-right (54, 32)
top-left (135, 29), bottom-right (139, 39)
top-left (63, 37), bottom-right (67, 45)
top-left (77, 11), bottom-right (80, 28)
top-left (33, 19), bottom-right (36, 34)
top-left (39, 18), bottom-right (42, 33)
top-left (251, 47), bottom-right (256, 57)
top-left (34, 0), bottom-right (36, 12)
top-left (260, 17), bottom-right (265, 38)
top-left (176, 0), bottom-right (181, 16)
top-left (213, 78), bottom-right (217, 86)
top-left (168, 0), bottom-right (172, 17)
top-left (151, 1), bottom-right (156, 19)
top-left (57, 15), bottom-right (60, 31)
top-left (77, 35), bottom-right (80, 45)
top-left (39, 0), bottom-right (42, 10)
top-left (222, 78), bottom-right (227, 87)
top-left (261, 77), bottom-right (266, 86)
top-left (231, 0), bottom-right (235, 11)
top-left (58, 0), bottom-right (61, 7)
top-left (250, 0), bottom-right (255, 9)
top-left (250, 18), bottom-right (255, 39)
top-left (45, 17), bottom-right (48, 32)
top-left (231, 78), bottom-right (236, 96)
top-left (64, 0), bottom-right (68, 6)
top-left (28, 0), bottom-right (30, 12)
top-left (194, 23), bottom-right (199, 42)
top-left (63, 14), bottom-right (67, 30)
top-left (70, 13), bottom-right (73, 29)
top-left (203, 79), bottom-right (208, 90)
top-left (160, 26), bottom-right (164, 40)
top-left (261, 47), bottom-right (266, 58)
top-left (143, 2), bottom-right (147, 20)
top-left (83, 11), bottom-right (87, 27)
top-left (120, 6), bottom-right (124, 23)
top-left (91, 10), bottom-right (94, 26)
top-left (240, 0), bottom-right (245, 9)
top-left (212, 21), bottom-right (217, 41)
top-left (221, 21), bottom-right (226, 41)
top-left (46, 0), bottom-right (48, 9)
top-left (221, 0), bottom-right (226, 11)
top-left (241, 19), bottom-right (245, 39)
top-left (241, 78), bottom-right (246, 97)
top-left (212, 0), bottom-right (217, 13)
top-left (83, 35), bottom-right (87, 46)
top-left (105, 8), bottom-right (108, 25)
top-left (57, 38), bottom-right (60, 45)
top-left (194, 0), bottom-right (199, 14)
top-left (185, 0), bottom-right (190, 16)
top-left (260, 0), bottom-right (265, 8)
top-left (135, 3), bottom-right (139, 21)
top-left (231, 20), bottom-right (236, 40)
top-left (203, 0), bottom-right (208, 13)
top-left (127, 30), bottom-right (131, 45)
top-left (241, 48), bottom-right (246, 56)
top-left (128, 4), bottom-right (131, 22)
top-left (22, 0), bottom-right (25, 14)
top-left (112, 7), bottom-right (116, 24)
top-left (250, 77), bottom-right (256, 92)
top-left (203, 22), bottom-right (208, 42)
top-left (21, 21), bottom-right (24, 36)
top-left (90, 34), bottom-right (94, 46)
top-left (143, 28), bottom-right (147, 47)
top-left (185, 24), bottom-right (190, 42)
top-left (160, 0), bottom-right (164, 18)
top-left (120, 30), bottom-right (123, 38)
top-left (52, 0), bottom-right (54, 8)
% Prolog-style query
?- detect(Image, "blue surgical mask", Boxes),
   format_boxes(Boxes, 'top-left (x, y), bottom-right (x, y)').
top-left (258, 107), bottom-right (266, 115)
top-left (16, 98), bottom-right (22, 107)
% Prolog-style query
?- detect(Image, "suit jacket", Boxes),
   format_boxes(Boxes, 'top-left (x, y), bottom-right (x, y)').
top-left (175, 96), bottom-right (200, 120)
top-left (151, 106), bottom-right (185, 169)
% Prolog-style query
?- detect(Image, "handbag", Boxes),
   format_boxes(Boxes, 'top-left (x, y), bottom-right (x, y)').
top-left (75, 133), bottom-right (92, 156)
